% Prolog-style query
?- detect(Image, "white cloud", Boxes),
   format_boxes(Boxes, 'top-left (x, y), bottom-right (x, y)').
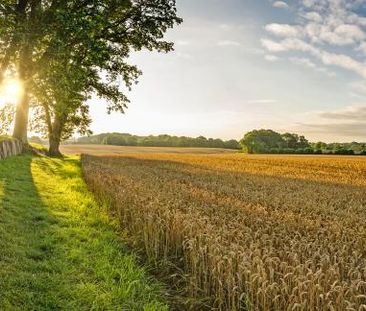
top-left (298, 105), bottom-right (366, 139)
top-left (272, 1), bottom-right (289, 9)
top-left (290, 57), bottom-right (316, 68)
top-left (175, 52), bottom-right (193, 60)
top-left (302, 12), bottom-right (322, 23)
top-left (247, 99), bottom-right (278, 104)
top-left (261, 38), bottom-right (288, 52)
top-left (261, 38), bottom-right (316, 53)
top-left (176, 40), bottom-right (191, 46)
top-left (219, 24), bottom-right (232, 30)
top-left (349, 80), bottom-right (366, 95)
top-left (244, 47), bottom-right (265, 55)
top-left (327, 24), bottom-right (365, 45)
top-left (290, 57), bottom-right (336, 77)
top-left (318, 105), bottom-right (366, 121)
top-left (217, 40), bottom-right (241, 47)
top-left (300, 122), bottom-right (366, 138)
top-left (262, 0), bottom-right (366, 81)
top-left (262, 37), bottom-right (366, 78)
top-left (265, 24), bottom-right (301, 37)
top-left (302, 0), bottom-right (316, 8)
top-left (265, 54), bottom-right (280, 62)
top-left (357, 42), bottom-right (366, 55)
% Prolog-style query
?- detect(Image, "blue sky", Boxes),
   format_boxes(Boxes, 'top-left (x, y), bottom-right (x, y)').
top-left (88, 0), bottom-right (366, 142)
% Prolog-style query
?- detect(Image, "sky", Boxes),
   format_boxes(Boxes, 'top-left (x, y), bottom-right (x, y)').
top-left (88, 0), bottom-right (366, 142)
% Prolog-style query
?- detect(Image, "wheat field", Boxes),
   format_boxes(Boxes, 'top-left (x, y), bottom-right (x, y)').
top-left (81, 153), bottom-right (366, 310)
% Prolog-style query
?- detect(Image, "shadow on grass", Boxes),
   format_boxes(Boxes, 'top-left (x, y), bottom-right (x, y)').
top-left (0, 155), bottom-right (64, 310)
top-left (0, 155), bottom-right (168, 311)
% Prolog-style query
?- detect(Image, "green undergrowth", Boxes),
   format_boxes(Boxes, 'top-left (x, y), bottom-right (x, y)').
top-left (0, 154), bottom-right (167, 310)
top-left (0, 136), bottom-right (14, 143)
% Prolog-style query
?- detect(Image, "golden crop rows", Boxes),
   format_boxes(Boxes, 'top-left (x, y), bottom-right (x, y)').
top-left (81, 153), bottom-right (366, 310)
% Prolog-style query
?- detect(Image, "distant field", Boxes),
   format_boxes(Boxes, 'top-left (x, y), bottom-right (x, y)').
top-left (82, 153), bottom-right (366, 310)
top-left (61, 144), bottom-right (237, 155)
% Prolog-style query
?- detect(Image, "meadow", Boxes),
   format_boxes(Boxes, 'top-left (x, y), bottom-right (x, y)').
top-left (81, 153), bottom-right (366, 310)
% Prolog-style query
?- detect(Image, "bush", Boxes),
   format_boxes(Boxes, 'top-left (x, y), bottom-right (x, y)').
top-left (282, 148), bottom-right (295, 154)
top-left (304, 147), bottom-right (314, 154)
top-left (334, 149), bottom-right (354, 155)
top-left (269, 148), bottom-right (280, 154)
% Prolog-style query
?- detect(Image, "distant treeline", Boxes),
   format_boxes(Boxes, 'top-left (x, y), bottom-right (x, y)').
top-left (240, 129), bottom-right (366, 155)
top-left (76, 133), bottom-right (241, 149)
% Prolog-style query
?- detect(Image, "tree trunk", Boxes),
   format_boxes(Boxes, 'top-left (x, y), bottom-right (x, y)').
top-left (48, 114), bottom-right (65, 157)
top-left (49, 136), bottom-right (62, 157)
top-left (12, 0), bottom-right (37, 145)
top-left (12, 91), bottom-right (30, 144)
top-left (12, 42), bottom-right (31, 144)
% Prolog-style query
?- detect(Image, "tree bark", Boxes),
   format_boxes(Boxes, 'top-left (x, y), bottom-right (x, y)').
top-left (12, 43), bottom-right (31, 144)
top-left (48, 113), bottom-right (65, 157)
top-left (12, 0), bottom-right (35, 145)
top-left (49, 135), bottom-right (62, 157)
top-left (12, 91), bottom-right (30, 144)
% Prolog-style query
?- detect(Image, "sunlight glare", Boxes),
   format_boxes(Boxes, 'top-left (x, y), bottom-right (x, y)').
top-left (0, 78), bottom-right (23, 108)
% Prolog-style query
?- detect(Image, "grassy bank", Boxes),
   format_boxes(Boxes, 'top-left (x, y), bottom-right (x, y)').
top-left (0, 155), bottom-right (167, 310)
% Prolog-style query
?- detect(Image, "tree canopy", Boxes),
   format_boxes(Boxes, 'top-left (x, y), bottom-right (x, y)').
top-left (240, 129), bottom-right (366, 155)
top-left (240, 129), bottom-right (311, 154)
top-left (76, 133), bottom-right (241, 149)
top-left (0, 0), bottom-right (182, 155)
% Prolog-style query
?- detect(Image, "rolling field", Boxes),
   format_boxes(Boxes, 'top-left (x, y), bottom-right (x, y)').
top-left (61, 144), bottom-right (237, 155)
top-left (81, 153), bottom-right (366, 310)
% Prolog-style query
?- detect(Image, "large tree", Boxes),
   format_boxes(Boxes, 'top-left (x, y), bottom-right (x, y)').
top-left (0, 0), bottom-right (182, 154)
top-left (240, 129), bottom-right (284, 154)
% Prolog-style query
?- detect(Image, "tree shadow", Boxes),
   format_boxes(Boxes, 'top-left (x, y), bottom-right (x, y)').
top-left (0, 155), bottom-right (66, 309)
top-left (0, 155), bottom-right (169, 310)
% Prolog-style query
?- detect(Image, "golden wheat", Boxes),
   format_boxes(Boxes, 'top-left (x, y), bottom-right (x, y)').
top-left (81, 153), bottom-right (366, 310)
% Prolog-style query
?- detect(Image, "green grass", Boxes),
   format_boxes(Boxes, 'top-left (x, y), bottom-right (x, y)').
top-left (0, 154), bottom-right (168, 310)
top-left (0, 135), bottom-right (14, 143)
top-left (29, 142), bottom-right (48, 153)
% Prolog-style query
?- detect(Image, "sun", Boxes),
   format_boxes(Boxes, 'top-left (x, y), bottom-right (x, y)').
top-left (0, 78), bottom-right (24, 108)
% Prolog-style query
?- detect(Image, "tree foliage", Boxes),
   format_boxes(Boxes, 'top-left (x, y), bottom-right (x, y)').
top-left (76, 133), bottom-right (241, 149)
top-left (0, 0), bottom-right (182, 155)
top-left (240, 129), bottom-right (311, 154)
top-left (0, 104), bottom-right (15, 135)
top-left (240, 129), bottom-right (366, 155)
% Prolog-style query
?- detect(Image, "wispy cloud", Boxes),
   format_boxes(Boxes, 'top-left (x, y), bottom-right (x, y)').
top-left (289, 57), bottom-right (336, 77)
top-left (272, 1), bottom-right (289, 9)
top-left (265, 54), bottom-right (280, 62)
top-left (261, 37), bottom-right (366, 78)
top-left (318, 105), bottom-right (366, 121)
top-left (176, 40), bottom-right (191, 46)
top-left (217, 40), bottom-right (242, 47)
top-left (299, 105), bottom-right (366, 139)
top-left (262, 0), bottom-right (366, 79)
top-left (247, 99), bottom-right (278, 104)
top-left (300, 122), bottom-right (366, 138)
top-left (265, 24), bottom-right (301, 37)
